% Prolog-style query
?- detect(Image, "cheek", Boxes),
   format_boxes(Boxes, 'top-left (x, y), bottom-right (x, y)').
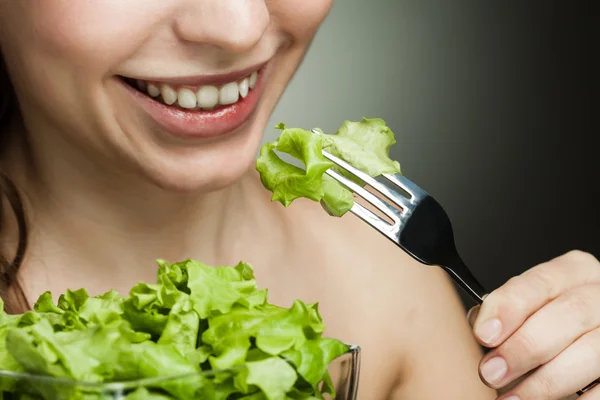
top-left (269, 0), bottom-right (333, 40)
top-left (3, 0), bottom-right (170, 71)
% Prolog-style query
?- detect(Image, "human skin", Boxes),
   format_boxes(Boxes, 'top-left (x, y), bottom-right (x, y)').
top-left (2, 2), bottom-right (596, 399)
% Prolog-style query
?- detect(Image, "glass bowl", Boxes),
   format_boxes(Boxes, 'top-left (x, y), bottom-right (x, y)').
top-left (0, 345), bottom-right (360, 400)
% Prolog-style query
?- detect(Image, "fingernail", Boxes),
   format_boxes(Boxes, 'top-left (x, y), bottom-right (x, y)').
top-left (501, 396), bottom-right (520, 400)
top-left (475, 318), bottom-right (502, 344)
top-left (467, 305), bottom-right (480, 327)
top-left (480, 356), bottom-right (508, 384)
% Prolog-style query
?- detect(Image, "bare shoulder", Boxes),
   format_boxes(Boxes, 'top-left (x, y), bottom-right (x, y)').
top-left (286, 196), bottom-right (465, 316)
top-left (284, 198), bottom-right (495, 398)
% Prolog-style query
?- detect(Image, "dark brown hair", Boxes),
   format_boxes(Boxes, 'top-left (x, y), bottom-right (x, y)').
top-left (0, 53), bottom-right (29, 314)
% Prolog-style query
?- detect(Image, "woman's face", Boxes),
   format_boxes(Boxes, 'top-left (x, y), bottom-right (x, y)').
top-left (0, 0), bottom-right (332, 192)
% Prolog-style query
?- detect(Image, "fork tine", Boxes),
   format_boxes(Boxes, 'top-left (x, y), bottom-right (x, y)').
top-left (325, 168), bottom-right (401, 224)
top-left (382, 173), bottom-right (427, 199)
top-left (320, 148), bottom-right (413, 211)
top-left (349, 202), bottom-right (397, 239)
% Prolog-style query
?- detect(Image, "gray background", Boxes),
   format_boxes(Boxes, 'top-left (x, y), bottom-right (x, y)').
top-left (265, 0), bottom-right (597, 307)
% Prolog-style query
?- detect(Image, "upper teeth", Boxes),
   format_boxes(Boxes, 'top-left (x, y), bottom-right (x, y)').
top-left (140, 71), bottom-right (258, 110)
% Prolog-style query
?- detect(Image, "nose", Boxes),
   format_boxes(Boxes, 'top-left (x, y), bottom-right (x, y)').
top-left (174, 0), bottom-right (270, 53)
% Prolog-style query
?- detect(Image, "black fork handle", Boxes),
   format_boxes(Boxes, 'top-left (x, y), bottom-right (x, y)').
top-left (578, 382), bottom-right (600, 396)
top-left (442, 256), bottom-right (487, 304)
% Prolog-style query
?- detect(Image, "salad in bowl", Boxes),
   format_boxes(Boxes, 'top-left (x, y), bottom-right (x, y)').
top-left (0, 260), bottom-right (360, 399)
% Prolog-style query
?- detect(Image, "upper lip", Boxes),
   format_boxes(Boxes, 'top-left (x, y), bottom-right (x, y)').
top-left (124, 61), bottom-right (267, 87)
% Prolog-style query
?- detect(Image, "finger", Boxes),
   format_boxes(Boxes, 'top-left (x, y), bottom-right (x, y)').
top-left (479, 284), bottom-right (600, 389)
top-left (467, 305), bottom-right (480, 328)
top-left (579, 381), bottom-right (600, 400)
top-left (473, 251), bottom-right (600, 347)
top-left (467, 294), bottom-right (489, 327)
top-left (497, 327), bottom-right (600, 400)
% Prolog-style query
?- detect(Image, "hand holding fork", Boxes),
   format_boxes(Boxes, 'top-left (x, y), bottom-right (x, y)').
top-left (322, 148), bottom-right (600, 399)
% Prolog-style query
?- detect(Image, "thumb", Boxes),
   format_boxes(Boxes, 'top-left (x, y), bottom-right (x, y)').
top-left (467, 305), bottom-right (481, 328)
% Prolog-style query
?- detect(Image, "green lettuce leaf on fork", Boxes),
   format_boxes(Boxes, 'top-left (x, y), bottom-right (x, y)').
top-left (256, 117), bottom-right (401, 217)
top-left (0, 259), bottom-right (349, 399)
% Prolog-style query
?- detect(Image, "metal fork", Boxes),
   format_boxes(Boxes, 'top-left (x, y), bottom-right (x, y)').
top-left (319, 144), bottom-right (598, 396)
top-left (320, 147), bottom-right (487, 303)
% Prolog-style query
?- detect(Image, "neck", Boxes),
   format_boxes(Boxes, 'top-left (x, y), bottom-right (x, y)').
top-left (5, 122), bottom-right (285, 299)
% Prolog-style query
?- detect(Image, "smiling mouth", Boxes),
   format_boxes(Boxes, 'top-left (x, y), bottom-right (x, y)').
top-left (118, 64), bottom-right (267, 139)
top-left (121, 69), bottom-right (259, 112)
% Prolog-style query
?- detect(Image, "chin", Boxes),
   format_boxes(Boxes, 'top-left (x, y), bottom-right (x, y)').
top-left (131, 131), bottom-right (262, 195)
top-left (146, 160), bottom-right (254, 194)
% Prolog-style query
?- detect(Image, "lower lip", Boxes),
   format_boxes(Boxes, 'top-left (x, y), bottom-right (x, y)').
top-left (120, 68), bottom-right (266, 140)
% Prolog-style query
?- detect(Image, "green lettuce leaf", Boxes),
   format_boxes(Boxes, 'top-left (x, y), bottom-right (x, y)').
top-left (0, 259), bottom-right (349, 399)
top-left (185, 260), bottom-right (266, 319)
top-left (122, 281), bottom-right (180, 337)
top-left (125, 388), bottom-right (174, 400)
top-left (156, 297), bottom-right (200, 358)
top-left (281, 338), bottom-right (349, 389)
top-left (320, 175), bottom-right (355, 217)
top-left (321, 117), bottom-right (401, 178)
top-left (256, 117), bottom-right (401, 216)
top-left (32, 289), bottom-right (125, 332)
top-left (202, 301), bottom-right (315, 368)
top-left (6, 318), bottom-right (105, 382)
top-left (77, 290), bottom-right (124, 326)
top-left (0, 299), bottom-right (23, 391)
top-left (33, 292), bottom-right (64, 315)
top-left (234, 357), bottom-right (297, 400)
top-left (255, 125), bottom-right (333, 206)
